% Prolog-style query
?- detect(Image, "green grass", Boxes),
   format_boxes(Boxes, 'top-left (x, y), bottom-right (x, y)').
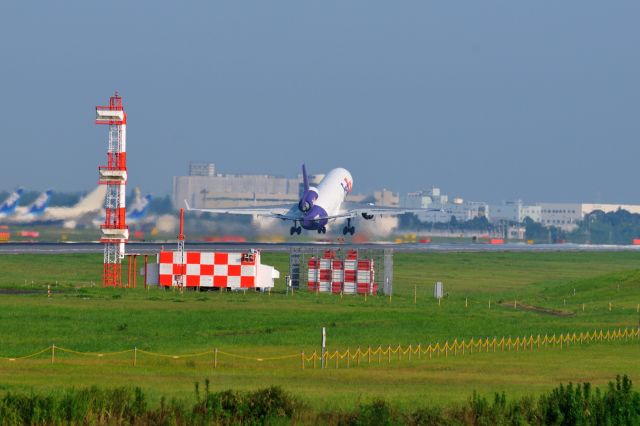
top-left (0, 251), bottom-right (639, 409)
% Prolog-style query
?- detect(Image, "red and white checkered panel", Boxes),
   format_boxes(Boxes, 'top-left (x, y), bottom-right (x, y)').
top-left (158, 251), bottom-right (258, 289)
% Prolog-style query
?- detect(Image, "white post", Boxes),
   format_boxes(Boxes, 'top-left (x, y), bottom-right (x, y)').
top-left (321, 327), bottom-right (326, 369)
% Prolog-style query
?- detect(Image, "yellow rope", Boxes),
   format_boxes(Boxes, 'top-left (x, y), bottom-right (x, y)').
top-left (0, 347), bottom-right (50, 361)
top-left (55, 346), bottom-right (134, 357)
top-left (216, 350), bottom-right (300, 361)
top-left (137, 349), bottom-right (216, 359)
top-left (2, 327), bottom-right (638, 367)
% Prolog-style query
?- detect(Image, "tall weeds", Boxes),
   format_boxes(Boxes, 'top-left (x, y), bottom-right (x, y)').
top-left (1, 375), bottom-right (639, 425)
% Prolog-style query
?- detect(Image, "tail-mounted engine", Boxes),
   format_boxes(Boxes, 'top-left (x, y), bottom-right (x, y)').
top-left (299, 189), bottom-right (318, 212)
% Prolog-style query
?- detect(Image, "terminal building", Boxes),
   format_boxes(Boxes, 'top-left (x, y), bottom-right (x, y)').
top-left (173, 162), bottom-right (301, 209)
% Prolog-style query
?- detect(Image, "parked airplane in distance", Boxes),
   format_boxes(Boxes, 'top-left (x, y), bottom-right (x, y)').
top-left (186, 165), bottom-right (437, 235)
top-left (10, 189), bottom-right (54, 221)
top-left (0, 187), bottom-right (25, 218)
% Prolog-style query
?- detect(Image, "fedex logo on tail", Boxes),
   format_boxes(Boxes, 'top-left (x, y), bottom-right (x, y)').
top-left (341, 177), bottom-right (353, 194)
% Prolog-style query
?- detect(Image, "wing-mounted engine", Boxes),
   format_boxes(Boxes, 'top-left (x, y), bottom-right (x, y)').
top-left (361, 212), bottom-right (374, 220)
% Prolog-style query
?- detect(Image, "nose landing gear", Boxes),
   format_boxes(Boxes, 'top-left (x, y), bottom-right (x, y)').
top-left (316, 226), bottom-right (327, 234)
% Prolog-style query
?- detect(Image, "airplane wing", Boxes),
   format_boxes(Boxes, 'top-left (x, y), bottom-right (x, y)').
top-left (337, 206), bottom-right (445, 219)
top-left (185, 200), bottom-right (303, 221)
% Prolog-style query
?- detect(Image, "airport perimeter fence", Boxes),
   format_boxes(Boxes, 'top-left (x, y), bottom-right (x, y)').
top-left (1, 327), bottom-right (638, 370)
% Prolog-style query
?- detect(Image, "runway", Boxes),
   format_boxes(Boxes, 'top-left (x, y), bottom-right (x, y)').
top-left (0, 241), bottom-right (639, 254)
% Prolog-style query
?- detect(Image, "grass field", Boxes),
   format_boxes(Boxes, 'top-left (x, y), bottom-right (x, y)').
top-left (0, 251), bottom-right (639, 410)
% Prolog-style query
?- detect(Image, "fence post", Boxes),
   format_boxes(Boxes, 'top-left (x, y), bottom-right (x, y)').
top-left (368, 345), bottom-right (371, 364)
top-left (378, 346), bottom-right (381, 364)
top-left (51, 344), bottom-right (55, 364)
top-left (134, 347), bottom-right (137, 366)
top-left (301, 352), bottom-right (305, 370)
top-left (414, 285), bottom-right (417, 305)
top-left (214, 348), bottom-right (218, 369)
top-left (347, 348), bottom-right (350, 369)
top-left (387, 345), bottom-right (391, 364)
top-left (408, 344), bottom-right (412, 361)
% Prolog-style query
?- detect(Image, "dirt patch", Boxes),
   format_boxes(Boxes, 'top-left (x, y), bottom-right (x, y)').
top-left (500, 301), bottom-right (575, 317)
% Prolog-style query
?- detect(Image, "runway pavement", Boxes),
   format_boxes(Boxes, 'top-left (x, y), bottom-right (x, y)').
top-left (0, 241), bottom-right (639, 254)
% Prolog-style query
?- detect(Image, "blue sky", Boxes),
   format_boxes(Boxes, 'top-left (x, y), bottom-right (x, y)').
top-left (0, 1), bottom-right (638, 203)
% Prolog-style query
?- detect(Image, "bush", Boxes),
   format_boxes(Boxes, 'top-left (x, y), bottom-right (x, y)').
top-left (0, 376), bottom-right (639, 425)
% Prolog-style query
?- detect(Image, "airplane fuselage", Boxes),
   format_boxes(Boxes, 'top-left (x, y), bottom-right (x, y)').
top-left (300, 167), bottom-right (352, 230)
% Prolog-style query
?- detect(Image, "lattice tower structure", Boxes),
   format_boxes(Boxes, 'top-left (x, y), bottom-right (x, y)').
top-left (96, 92), bottom-right (129, 287)
top-left (175, 208), bottom-right (186, 288)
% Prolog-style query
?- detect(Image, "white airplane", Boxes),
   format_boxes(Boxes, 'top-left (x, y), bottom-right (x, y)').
top-left (186, 165), bottom-right (436, 235)
top-left (12, 186), bottom-right (108, 228)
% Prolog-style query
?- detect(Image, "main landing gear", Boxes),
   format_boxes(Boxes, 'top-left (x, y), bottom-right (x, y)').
top-left (317, 226), bottom-right (327, 234)
top-left (342, 219), bottom-right (355, 236)
top-left (290, 222), bottom-right (302, 235)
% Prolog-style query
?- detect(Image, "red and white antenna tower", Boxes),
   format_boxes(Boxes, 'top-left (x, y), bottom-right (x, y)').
top-left (96, 92), bottom-right (128, 287)
top-left (175, 208), bottom-right (186, 288)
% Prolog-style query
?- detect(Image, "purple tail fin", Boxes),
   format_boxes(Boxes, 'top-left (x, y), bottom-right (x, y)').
top-left (302, 164), bottom-right (309, 192)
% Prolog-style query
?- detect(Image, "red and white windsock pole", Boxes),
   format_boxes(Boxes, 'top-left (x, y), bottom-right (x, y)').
top-left (96, 92), bottom-right (128, 287)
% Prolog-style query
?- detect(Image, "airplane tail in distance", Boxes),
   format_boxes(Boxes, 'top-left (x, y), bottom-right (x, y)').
top-left (74, 186), bottom-right (107, 213)
top-left (0, 187), bottom-right (24, 214)
top-left (128, 194), bottom-right (152, 220)
top-left (27, 189), bottom-right (54, 215)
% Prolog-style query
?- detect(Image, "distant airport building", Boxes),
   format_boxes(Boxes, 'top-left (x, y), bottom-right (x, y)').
top-left (401, 187), bottom-right (448, 208)
top-left (401, 187), bottom-right (487, 223)
top-left (488, 200), bottom-right (541, 223)
top-left (173, 163), bottom-right (301, 209)
top-left (540, 202), bottom-right (640, 231)
top-left (373, 189), bottom-right (400, 207)
top-left (188, 162), bottom-right (216, 177)
top-left (539, 203), bottom-right (582, 230)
